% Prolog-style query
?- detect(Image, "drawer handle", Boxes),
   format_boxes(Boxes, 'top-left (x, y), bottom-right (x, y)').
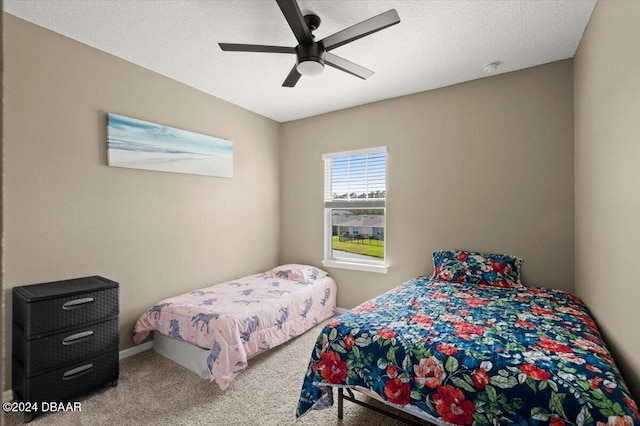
top-left (62, 297), bottom-right (95, 310)
top-left (62, 363), bottom-right (94, 381)
top-left (62, 330), bottom-right (95, 345)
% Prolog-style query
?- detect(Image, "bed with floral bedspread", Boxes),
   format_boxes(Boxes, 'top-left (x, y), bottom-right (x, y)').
top-left (133, 264), bottom-right (336, 391)
top-left (296, 276), bottom-right (639, 425)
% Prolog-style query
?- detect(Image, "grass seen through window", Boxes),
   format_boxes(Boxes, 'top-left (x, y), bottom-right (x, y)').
top-left (331, 235), bottom-right (384, 258)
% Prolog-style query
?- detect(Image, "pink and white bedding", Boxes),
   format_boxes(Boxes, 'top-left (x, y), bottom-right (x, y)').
top-left (133, 264), bottom-right (336, 390)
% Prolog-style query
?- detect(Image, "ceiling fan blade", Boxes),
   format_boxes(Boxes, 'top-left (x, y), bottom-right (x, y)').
top-left (325, 53), bottom-right (374, 80)
top-left (282, 65), bottom-right (302, 87)
top-left (320, 9), bottom-right (400, 51)
top-left (276, 0), bottom-right (313, 45)
top-left (219, 43), bottom-right (295, 54)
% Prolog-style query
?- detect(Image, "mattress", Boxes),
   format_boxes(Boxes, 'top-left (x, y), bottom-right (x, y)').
top-left (153, 331), bottom-right (210, 380)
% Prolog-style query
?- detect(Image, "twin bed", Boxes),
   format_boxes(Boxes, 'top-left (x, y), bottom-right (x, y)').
top-left (132, 264), bottom-right (336, 390)
top-left (133, 254), bottom-right (639, 425)
top-left (296, 251), bottom-right (639, 425)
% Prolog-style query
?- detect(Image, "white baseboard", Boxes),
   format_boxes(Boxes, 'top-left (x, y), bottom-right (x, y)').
top-left (119, 341), bottom-right (153, 360)
top-left (335, 307), bottom-right (350, 315)
top-left (3, 342), bottom-right (154, 402)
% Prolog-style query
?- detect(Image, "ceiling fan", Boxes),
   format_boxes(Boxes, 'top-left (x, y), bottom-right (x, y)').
top-left (219, 0), bottom-right (400, 87)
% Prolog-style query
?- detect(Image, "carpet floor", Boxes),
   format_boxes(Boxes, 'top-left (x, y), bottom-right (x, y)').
top-left (5, 321), bottom-right (434, 426)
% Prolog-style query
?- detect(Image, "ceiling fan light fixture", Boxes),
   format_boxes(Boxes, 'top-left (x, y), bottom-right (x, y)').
top-left (296, 58), bottom-right (324, 76)
top-left (295, 43), bottom-right (325, 76)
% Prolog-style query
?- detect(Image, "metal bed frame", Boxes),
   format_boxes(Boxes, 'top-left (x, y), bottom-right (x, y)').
top-left (337, 387), bottom-right (427, 426)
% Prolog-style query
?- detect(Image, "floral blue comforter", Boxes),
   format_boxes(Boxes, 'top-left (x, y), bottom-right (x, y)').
top-left (296, 277), bottom-right (639, 425)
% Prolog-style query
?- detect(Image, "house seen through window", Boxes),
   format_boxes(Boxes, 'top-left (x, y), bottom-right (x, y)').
top-left (322, 147), bottom-right (387, 273)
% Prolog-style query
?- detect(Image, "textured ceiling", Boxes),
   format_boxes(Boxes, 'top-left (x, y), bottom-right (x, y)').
top-left (4, 0), bottom-right (596, 122)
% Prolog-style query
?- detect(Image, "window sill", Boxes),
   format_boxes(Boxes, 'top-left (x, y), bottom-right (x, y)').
top-left (322, 259), bottom-right (389, 274)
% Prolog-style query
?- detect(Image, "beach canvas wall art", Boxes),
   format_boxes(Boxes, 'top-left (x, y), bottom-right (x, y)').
top-left (107, 113), bottom-right (233, 178)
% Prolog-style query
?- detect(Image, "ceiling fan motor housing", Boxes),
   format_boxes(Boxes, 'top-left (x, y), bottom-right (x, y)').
top-left (296, 42), bottom-right (325, 67)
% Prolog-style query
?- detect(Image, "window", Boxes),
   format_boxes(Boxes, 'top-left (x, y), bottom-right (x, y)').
top-left (322, 147), bottom-right (387, 273)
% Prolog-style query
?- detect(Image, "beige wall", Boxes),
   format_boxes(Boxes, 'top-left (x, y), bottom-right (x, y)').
top-left (1, 0), bottom-right (5, 415)
top-left (574, 0), bottom-right (640, 402)
top-left (281, 60), bottom-right (575, 308)
top-left (1, 15), bottom-right (281, 391)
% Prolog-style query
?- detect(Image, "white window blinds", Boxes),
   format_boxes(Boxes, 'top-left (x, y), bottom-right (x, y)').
top-left (323, 147), bottom-right (386, 208)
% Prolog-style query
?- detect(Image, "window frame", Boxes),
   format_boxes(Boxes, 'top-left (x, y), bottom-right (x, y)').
top-left (321, 147), bottom-right (389, 274)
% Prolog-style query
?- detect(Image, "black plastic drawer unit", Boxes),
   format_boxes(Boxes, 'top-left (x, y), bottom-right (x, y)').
top-left (12, 276), bottom-right (119, 423)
